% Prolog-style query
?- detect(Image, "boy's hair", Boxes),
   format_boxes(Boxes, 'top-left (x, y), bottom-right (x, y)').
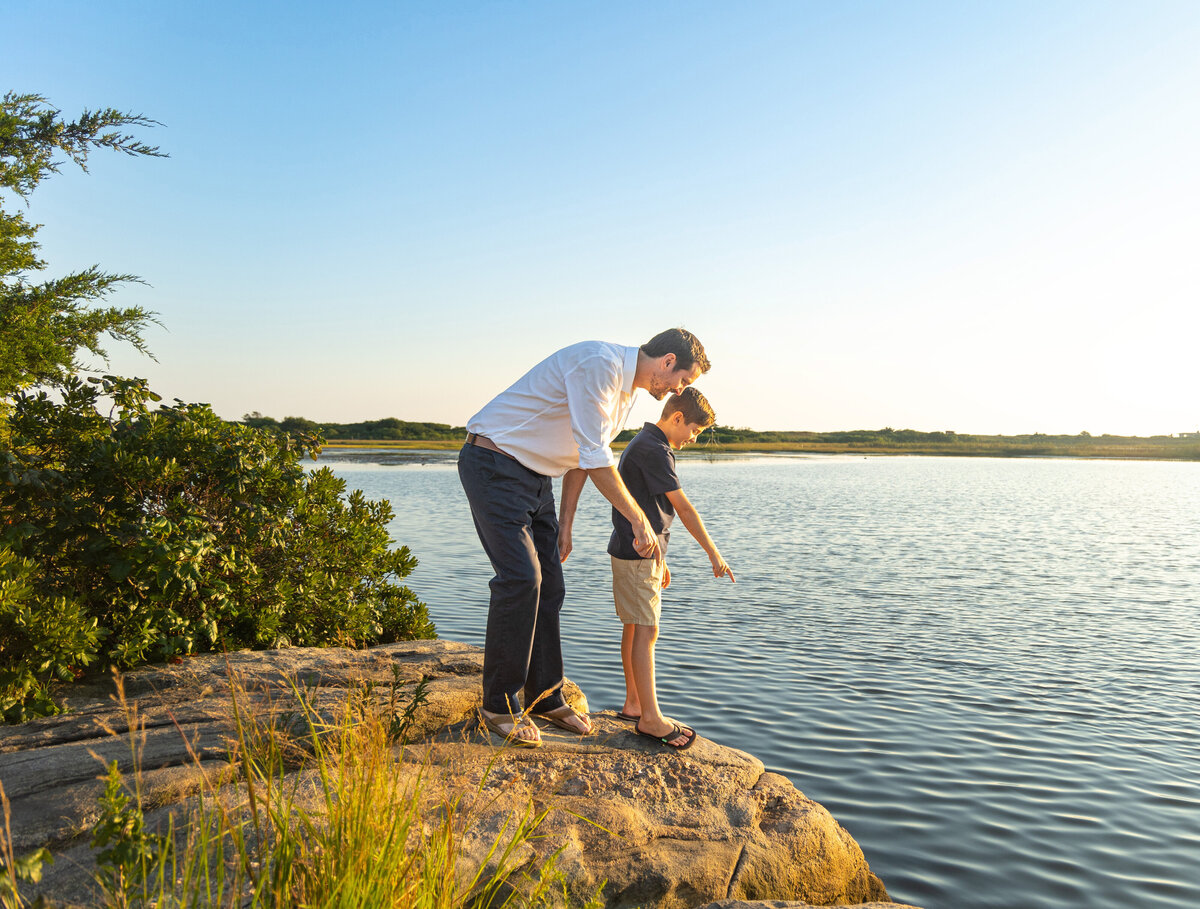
top-left (641, 327), bottom-right (711, 374)
top-left (662, 386), bottom-right (716, 428)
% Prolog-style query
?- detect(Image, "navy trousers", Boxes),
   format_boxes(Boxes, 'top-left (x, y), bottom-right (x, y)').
top-left (457, 443), bottom-right (568, 716)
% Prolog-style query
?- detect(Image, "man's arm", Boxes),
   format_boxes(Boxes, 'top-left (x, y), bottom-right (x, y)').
top-left (664, 488), bottom-right (735, 582)
top-left (587, 465), bottom-right (661, 559)
top-left (557, 468), bottom-right (587, 562)
top-left (564, 354), bottom-right (625, 473)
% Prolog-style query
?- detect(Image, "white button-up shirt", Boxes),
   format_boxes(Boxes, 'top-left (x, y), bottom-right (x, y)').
top-left (466, 341), bottom-right (640, 477)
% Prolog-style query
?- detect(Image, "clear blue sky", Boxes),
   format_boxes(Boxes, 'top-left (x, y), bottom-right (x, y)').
top-left (6, 1), bottom-right (1199, 435)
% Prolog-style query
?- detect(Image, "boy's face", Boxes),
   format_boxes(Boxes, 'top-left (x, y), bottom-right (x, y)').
top-left (662, 414), bottom-right (708, 450)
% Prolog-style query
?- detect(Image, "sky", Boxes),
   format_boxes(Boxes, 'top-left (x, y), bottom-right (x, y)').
top-left (5, 0), bottom-right (1200, 436)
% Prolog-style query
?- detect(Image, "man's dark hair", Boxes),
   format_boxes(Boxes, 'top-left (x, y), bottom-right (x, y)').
top-left (662, 386), bottom-right (716, 428)
top-left (641, 327), bottom-right (710, 374)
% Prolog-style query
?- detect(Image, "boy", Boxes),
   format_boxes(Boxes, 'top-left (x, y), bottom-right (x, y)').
top-left (609, 387), bottom-right (735, 750)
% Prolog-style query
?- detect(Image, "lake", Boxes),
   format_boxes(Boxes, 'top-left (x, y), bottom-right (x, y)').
top-left (320, 450), bottom-right (1200, 909)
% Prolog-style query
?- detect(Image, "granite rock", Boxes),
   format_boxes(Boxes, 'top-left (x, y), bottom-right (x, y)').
top-left (0, 641), bottom-right (908, 908)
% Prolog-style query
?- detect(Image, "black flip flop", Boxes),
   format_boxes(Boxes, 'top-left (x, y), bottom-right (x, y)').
top-left (634, 722), bottom-right (697, 750)
top-left (616, 711), bottom-right (641, 722)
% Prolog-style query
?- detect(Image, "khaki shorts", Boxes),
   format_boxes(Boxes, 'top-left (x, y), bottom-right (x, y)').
top-left (611, 556), bottom-right (665, 626)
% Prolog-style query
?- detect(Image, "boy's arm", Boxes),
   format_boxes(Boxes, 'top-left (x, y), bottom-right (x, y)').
top-left (557, 469), bottom-right (588, 562)
top-left (664, 488), bottom-right (735, 582)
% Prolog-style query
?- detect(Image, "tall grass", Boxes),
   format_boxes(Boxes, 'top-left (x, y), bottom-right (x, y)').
top-left (1, 782), bottom-right (51, 909)
top-left (2, 669), bottom-right (600, 909)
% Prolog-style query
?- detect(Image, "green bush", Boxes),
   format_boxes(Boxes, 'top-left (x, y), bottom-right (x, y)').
top-left (0, 375), bottom-right (434, 720)
top-left (0, 545), bottom-right (102, 722)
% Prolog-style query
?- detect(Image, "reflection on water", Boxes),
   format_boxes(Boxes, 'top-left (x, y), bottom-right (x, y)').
top-left (320, 451), bottom-right (1200, 909)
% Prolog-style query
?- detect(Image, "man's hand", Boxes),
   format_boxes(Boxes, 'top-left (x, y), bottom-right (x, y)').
top-left (633, 534), bottom-right (660, 559)
top-left (662, 560), bottom-right (671, 588)
top-left (631, 512), bottom-right (660, 559)
top-left (710, 553), bottom-right (735, 583)
top-left (586, 465), bottom-right (659, 558)
top-left (558, 525), bottom-right (573, 563)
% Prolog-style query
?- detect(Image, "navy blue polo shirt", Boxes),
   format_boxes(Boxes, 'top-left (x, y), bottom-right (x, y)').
top-left (608, 422), bottom-right (680, 560)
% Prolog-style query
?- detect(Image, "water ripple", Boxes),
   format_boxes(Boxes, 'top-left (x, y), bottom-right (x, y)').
top-left (324, 455), bottom-right (1200, 909)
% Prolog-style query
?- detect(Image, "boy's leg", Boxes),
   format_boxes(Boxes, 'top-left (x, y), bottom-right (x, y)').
top-left (629, 623), bottom-right (661, 722)
top-left (612, 557), bottom-right (646, 717)
top-left (612, 555), bottom-right (687, 745)
top-left (630, 625), bottom-right (689, 747)
top-left (620, 624), bottom-right (640, 717)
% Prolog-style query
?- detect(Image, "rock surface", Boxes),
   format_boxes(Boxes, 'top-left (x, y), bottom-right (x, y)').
top-left (0, 641), bottom-right (912, 908)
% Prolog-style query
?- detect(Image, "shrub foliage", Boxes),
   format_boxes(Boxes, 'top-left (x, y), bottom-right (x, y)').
top-left (1, 91), bottom-right (164, 400)
top-left (0, 376), bottom-right (434, 721)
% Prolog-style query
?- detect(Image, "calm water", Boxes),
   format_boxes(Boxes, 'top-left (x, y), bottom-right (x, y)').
top-left (321, 451), bottom-right (1200, 909)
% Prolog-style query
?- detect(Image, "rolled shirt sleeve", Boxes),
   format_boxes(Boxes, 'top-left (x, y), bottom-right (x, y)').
top-left (565, 353), bottom-right (623, 470)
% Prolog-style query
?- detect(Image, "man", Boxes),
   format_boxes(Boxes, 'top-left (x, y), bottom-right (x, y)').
top-left (458, 328), bottom-right (710, 746)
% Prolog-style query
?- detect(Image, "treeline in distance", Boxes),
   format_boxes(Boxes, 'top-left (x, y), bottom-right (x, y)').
top-left (241, 413), bottom-right (1200, 459)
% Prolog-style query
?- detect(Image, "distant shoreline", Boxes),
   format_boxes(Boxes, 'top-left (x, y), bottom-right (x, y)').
top-left (321, 438), bottom-right (1200, 461)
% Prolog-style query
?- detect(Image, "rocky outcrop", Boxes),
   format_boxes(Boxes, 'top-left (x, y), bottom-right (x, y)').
top-left (0, 641), bottom-right (908, 908)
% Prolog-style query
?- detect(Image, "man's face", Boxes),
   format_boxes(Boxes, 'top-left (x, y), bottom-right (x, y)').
top-left (648, 360), bottom-right (704, 401)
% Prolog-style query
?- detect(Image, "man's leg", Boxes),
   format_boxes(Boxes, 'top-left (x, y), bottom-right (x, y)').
top-left (524, 485), bottom-right (566, 712)
top-left (524, 492), bottom-right (593, 733)
top-left (458, 444), bottom-right (546, 720)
